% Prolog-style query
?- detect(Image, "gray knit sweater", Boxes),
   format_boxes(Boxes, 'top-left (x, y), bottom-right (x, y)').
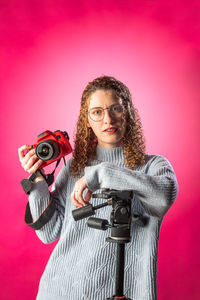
top-left (28, 146), bottom-right (178, 300)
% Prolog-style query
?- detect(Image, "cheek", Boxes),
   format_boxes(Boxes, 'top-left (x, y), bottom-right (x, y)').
top-left (89, 122), bottom-right (101, 136)
top-left (91, 125), bottom-right (99, 135)
top-left (87, 119), bottom-right (99, 136)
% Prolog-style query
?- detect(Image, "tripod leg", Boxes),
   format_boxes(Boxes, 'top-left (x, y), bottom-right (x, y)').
top-left (115, 243), bottom-right (125, 297)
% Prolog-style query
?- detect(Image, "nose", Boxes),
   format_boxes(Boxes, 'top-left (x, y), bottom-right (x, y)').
top-left (103, 108), bottom-right (113, 123)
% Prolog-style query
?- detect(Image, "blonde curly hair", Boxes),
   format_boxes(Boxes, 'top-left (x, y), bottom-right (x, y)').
top-left (70, 75), bottom-right (146, 177)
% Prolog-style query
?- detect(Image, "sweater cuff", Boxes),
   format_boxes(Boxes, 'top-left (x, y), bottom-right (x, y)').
top-left (30, 180), bottom-right (49, 197)
top-left (28, 180), bottom-right (50, 221)
top-left (84, 164), bottom-right (103, 191)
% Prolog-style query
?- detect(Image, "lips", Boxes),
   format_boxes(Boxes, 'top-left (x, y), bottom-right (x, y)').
top-left (103, 127), bottom-right (118, 133)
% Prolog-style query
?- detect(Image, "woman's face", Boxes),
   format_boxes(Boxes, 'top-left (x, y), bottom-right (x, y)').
top-left (87, 89), bottom-right (126, 149)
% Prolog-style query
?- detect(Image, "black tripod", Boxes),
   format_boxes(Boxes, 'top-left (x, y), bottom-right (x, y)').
top-left (72, 189), bottom-right (148, 300)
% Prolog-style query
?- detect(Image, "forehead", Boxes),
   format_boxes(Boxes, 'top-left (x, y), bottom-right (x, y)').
top-left (88, 90), bottom-right (121, 109)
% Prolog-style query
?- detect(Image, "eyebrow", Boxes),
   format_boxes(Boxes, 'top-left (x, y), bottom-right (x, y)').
top-left (89, 104), bottom-right (120, 110)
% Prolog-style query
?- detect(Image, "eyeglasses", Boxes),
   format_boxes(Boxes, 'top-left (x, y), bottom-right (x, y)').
top-left (87, 104), bottom-right (124, 122)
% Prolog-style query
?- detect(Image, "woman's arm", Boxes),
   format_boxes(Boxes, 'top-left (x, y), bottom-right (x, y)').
top-left (84, 155), bottom-right (178, 218)
top-left (18, 144), bottom-right (71, 244)
top-left (27, 162), bottom-right (70, 244)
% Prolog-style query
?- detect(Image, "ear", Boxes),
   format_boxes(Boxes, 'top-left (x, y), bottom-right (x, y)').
top-left (87, 121), bottom-right (91, 128)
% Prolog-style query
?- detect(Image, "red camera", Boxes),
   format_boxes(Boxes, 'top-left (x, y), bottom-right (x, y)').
top-left (32, 130), bottom-right (72, 169)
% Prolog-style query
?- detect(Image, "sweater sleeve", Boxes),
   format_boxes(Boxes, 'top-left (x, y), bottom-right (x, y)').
top-left (28, 160), bottom-right (71, 244)
top-left (84, 155), bottom-right (178, 218)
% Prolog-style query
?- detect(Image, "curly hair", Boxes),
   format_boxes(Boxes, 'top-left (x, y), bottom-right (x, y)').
top-left (70, 75), bottom-right (146, 177)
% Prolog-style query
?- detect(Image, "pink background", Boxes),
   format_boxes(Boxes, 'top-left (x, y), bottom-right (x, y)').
top-left (0, 1), bottom-right (199, 299)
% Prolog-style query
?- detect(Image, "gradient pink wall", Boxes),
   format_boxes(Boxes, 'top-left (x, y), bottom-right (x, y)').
top-left (0, 1), bottom-right (199, 299)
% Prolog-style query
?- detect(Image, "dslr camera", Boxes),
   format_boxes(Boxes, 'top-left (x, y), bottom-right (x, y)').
top-left (32, 130), bottom-right (72, 169)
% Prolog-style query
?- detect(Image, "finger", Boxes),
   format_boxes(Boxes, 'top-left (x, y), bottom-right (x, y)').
top-left (21, 148), bottom-right (36, 167)
top-left (71, 189), bottom-right (79, 207)
top-left (71, 191), bottom-right (83, 208)
top-left (75, 187), bottom-right (87, 206)
top-left (84, 189), bottom-right (92, 203)
top-left (26, 159), bottom-right (43, 174)
top-left (18, 145), bottom-right (32, 162)
top-left (72, 198), bottom-right (81, 208)
top-left (73, 187), bottom-right (85, 207)
top-left (23, 154), bottom-right (39, 171)
top-left (74, 190), bottom-right (85, 206)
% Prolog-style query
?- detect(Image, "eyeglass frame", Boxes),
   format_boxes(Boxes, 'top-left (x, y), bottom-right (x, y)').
top-left (87, 104), bottom-right (125, 122)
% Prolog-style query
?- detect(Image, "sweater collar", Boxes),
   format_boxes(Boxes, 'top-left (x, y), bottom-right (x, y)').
top-left (95, 145), bottom-right (124, 164)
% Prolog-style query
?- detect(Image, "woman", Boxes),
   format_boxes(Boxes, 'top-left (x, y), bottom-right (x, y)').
top-left (18, 75), bottom-right (178, 300)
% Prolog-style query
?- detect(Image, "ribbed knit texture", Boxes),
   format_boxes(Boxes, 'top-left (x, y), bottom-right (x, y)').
top-left (28, 146), bottom-right (178, 300)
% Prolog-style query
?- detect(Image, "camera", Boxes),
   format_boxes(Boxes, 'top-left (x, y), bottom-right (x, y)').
top-left (32, 130), bottom-right (72, 169)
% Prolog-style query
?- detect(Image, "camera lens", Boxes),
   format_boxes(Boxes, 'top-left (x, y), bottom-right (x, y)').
top-left (36, 140), bottom-right (60, 161)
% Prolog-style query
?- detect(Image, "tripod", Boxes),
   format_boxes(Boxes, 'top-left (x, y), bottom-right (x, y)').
top-left (105, 243), bottom-right (130, 300)
top-left (72, 189), bottom-right (147, 300)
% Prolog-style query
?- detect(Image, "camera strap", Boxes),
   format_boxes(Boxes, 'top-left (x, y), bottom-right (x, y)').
top-left (22, 157), bottom-right (66, 230)
top-left (45, 158), bottom-right (64, 186)
top-left (24, 194), bottom-right (56, 230)
top-left (20, 158), bottom-right (66, 194)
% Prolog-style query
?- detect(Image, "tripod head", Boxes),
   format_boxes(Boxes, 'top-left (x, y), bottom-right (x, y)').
top-left (72, 188), bottom-right (148, 243)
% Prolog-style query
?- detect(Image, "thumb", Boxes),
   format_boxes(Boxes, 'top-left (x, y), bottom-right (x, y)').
top-left (84, 189), bottom-right (92, 203)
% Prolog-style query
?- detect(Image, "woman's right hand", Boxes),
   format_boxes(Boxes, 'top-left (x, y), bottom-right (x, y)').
top-left (18, 145), bottom-right (45, 182)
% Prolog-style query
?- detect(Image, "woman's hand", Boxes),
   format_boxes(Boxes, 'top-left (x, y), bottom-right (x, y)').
top-left (71, 176), bottom-right (92, 208)
top-left (18, 145), bottom-right (44, 182)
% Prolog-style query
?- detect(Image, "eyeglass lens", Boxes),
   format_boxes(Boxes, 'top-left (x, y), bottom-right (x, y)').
top-left (89, 104), bottom-right (123, 121)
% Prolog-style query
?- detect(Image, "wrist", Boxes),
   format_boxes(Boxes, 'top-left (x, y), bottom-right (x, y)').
top-left (34, 174), bottom-right (45, 183)
top-left (32, 170), bottom-right (45, 183)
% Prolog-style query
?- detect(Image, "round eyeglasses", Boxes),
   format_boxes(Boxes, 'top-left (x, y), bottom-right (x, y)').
top-left (87, 104), bottom-right (124, 122)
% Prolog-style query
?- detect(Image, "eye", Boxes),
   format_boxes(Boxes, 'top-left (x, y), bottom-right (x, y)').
top-left (92, 109), bottom-right (103, 115)
top-left (112, 105), bottom-right (122, 112)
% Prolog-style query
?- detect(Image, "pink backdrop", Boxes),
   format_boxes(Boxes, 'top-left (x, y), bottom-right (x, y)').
top-left (0, 1), bottom-right (199, 299)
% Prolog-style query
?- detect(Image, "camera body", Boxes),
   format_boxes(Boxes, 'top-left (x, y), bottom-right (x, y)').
top-left (32, 130), bottom-right (72, 169)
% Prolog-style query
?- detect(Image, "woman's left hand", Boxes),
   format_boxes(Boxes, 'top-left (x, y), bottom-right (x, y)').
top-left (71, 176), bottom-right (93, 208)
